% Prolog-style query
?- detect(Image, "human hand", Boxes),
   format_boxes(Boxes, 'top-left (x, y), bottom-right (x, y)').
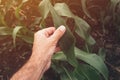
top-left (32, 25), bottom-right (66, 72)
top-left (10, 26), bottom-right (66, 80)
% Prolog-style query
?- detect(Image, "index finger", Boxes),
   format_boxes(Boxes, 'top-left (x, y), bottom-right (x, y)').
top-left (35, 27), bottom-right (56, 38)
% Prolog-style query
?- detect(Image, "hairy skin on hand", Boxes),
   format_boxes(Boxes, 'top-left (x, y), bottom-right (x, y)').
top-left (10, 26), bottom-right (66, 80)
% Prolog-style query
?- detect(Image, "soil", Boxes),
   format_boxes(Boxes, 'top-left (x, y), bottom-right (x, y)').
top-left (0, 37), bottom-right (32, 80)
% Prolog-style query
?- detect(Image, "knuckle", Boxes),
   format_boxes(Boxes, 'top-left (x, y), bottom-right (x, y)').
top-left (34, 31), bottom-right (42, 37)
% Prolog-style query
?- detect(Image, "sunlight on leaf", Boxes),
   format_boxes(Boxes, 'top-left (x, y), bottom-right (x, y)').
top-left (12, 26), bottom-right (22, 46)
top-left (54, 3), bottom-right (74, 17)
top-left (0, 26), bottom-right (33, 44)
top-left (15, 0), bottom-right (28, 19)
top-left (0, 27), bottom-right (12, 35)
top-left (22, 0), bottom-right (28, 3)
top-left (15, 5), bottom-right (22, 19)
top-left (39, 0), bottom-right (50, 20)
top-left (0, 15), bottom-right (7, 26)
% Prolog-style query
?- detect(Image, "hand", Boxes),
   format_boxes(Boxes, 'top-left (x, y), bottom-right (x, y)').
top-left (32, 25), bottom-right (66, 74)
top-left (10, 25), bottom-right (66, 80)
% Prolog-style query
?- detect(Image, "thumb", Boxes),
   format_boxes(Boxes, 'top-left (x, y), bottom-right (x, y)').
top-left (50, 25), bottom-right (66, 42)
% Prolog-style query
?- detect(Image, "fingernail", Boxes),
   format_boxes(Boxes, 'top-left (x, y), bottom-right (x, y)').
top-left (59, 25), bottom-right (66, 32)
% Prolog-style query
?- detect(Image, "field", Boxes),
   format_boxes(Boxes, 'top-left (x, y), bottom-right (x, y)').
top-left (0, 0), bottom-right (120, 80)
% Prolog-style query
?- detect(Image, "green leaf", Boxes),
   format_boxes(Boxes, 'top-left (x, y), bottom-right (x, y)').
top-left (50, 4), bottom-right (78, 67)
top-left (75, 47), bottom-right (108, 80)
top-left (0, 27), bottom-right (12, 35)
top-left (15, 0), bottom-right (28, 19)
top-left (15, 4), bottom-right (22, 19)
top-left (54, 3), bottom-right (74, 17)
top-left (12, 26), bottom-right (23, 46)
top-left (98, 48), bottom-right (106, 61)
top-left (74, 16), bottom-right (96, 45)
top-left (74, 64), bottom-right (101, 80)
top-left (81, 0), bottom-right (94, 21)
top-left (52, 63), bottom-right (85, 80)
top-left (39, 0), bottom-right (50, 20)
top-left (52, 51), bottom-right (67, 61)
top-left (22, 0), bottom-right (28, 3)
top-left (54, 3), bottom-right (95, 45)
top-left (0, 26), bottom-right (33, 44)
top-left (39, 0), bottom-right (78, 67)
top-left (17, 27), bottom-right (34, 44)
top-left (73, 68), bottom-right (86, 80)
top-left (60, 67), bottom-right (78, 80)
top-left (53, 47), bottom-right (108, 80)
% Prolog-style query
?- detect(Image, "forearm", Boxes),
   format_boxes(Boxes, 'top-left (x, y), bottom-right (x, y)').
top-left (10, 54), bottom-right (48, 80)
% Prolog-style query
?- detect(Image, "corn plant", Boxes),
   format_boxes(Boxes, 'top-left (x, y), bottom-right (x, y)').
top-left (0, 0), bottom-right (109, 80)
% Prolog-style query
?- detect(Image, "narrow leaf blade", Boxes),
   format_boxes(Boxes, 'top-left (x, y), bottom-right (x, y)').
top-left (75, 47), bottom-right (108, 80)
top-left (12, 26), bottom-right (22, 46)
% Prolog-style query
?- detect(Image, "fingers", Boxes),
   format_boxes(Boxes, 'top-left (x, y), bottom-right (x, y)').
top-left (50, 25), bottom-right (66, 42)
top-left (35, 27), bottom-right (55, 37)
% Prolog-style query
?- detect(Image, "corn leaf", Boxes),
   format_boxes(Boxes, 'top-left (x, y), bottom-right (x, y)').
top-left (39, 0), bottom-right (50, 20)
top-left (15, 4), bottom-right (22, 19)
top-left (0, 26), bottom-right (33, 44)
top-left (15, 0), bottom-right (28, 19)
top-left (81, 0), bottom-right (93, 20)
top-left (39, 0), bottom-right (78, 67)
top-left (54, 3), bottom-right (74, 17)
top-left (17, 27), bottom-right (34, 44)
top-left (75, 47), bottom-right (108, 80)
top-left (60, 66), bottom-right (80, 80)
top-left (54, 3), bottom-right (95, 45)
top-left (50, 2), bottom-right (78, 67)
top-left (53, 47), bottom-right (108, 80)
top-left (22, 0), bottom-right (28, 3)
top-left (74, 16), bottom-right (96, 45)
top-left (74, 64), bottom-right (101, 80)
top-left (0, 27), bottom-right (12, 35)
top-left (12, 26), bottom-right (22, 46)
